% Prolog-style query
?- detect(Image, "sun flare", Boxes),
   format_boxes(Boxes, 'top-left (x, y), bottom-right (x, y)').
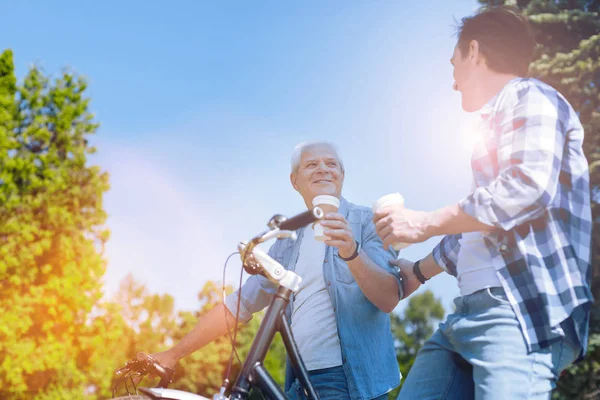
top-left (458, 115), bottom-right (483, 153)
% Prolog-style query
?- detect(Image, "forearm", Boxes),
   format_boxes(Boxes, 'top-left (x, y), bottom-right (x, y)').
top-left (419, 253), bottom-right (445, 280)
top-left (347, 251), bottom-right (400, 313)
top-left (170, 303), bottom-right (239, 360)
top-left (427, 203), bottom-right (494, 237)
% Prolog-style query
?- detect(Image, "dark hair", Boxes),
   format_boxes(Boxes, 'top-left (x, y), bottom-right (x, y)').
top-left (456, 6), bottom-right (536, 76)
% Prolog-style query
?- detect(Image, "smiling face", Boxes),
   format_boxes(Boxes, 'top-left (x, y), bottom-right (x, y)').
top-left (290, 144), bottom-right (344, 207)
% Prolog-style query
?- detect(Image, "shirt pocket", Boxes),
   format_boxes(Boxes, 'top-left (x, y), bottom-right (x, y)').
top-left (333, 253), bottom-right (357, 284)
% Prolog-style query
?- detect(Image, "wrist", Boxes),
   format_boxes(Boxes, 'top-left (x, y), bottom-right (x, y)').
top-left (169, 347), bottom-right (185, 361)
top-left (428, 204), bottom-right (465, 237)
top-left (338, 244), bottom-right (354, 259)
top-left (425, 207), bottom-right (449, 237)
top-left (339, 240), bottom-right (360, 261)
top-left (420, 254), bottom-right (444, 279)
top-left (413, 260), bottom-right (430, 285)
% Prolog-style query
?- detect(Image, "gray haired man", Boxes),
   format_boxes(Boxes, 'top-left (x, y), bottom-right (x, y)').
top-left (150, 141), bottom-right (404, 400)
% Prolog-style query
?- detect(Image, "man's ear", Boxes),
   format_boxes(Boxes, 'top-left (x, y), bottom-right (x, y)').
top-left (469, 39), bottom-right (482, 65)
top-left (290, 172), bottom-right (299, 191)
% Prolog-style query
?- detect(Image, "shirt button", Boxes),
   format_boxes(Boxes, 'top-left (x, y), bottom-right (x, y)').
top-left (327, 282), bottom-right (331, 287)
top-left (324, 259), bottom-right (328, 263)
top-left (342, 357), bottom-right (347, 363)
top-left (499, 244), bottom-right (509, 253)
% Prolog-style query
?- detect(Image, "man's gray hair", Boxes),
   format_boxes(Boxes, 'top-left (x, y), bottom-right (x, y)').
top-left (290, 141), bottom-right (344, 174)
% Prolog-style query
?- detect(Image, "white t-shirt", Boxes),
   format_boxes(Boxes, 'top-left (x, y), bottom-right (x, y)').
top-left (290, 227), bottom-right (343, 371)
top-left (456, 230), bottom-right (502, 296)
top-left (456, 177), bottom-right (502, 296)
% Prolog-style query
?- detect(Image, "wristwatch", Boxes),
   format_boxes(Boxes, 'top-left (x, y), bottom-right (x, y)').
top-left (340, 240), bottom-right (361, 261)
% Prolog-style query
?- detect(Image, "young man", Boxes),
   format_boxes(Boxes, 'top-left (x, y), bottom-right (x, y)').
top-left (152, 141), bottom-right (403, 400)
top-left (374, 7), bottom-right (593, 400)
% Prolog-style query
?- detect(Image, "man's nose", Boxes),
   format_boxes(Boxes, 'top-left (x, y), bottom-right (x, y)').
top-left (316, 161), bottom-right (328, 171)
top-left (453, 82), bottom-right (458, 91)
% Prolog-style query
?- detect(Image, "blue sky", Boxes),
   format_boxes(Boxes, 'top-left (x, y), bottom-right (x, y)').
top-left (2, 1), bottom-right (482, 314)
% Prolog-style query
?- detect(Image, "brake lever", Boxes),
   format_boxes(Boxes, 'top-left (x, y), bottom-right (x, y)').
top-left (259, 229), bottom-right (297, 243)
top-left (115, 365), bottom-right (130, 376)
top-left (137, 352), bottom-right (155, 363)
top-left (240, 228), bottom-right (297, 272)
top-left (135, 352), bottom-right (175, 386)
top-left (239, 228), bottom-right (297, 269)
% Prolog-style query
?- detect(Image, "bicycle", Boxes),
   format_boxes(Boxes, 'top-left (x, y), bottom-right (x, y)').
top-left (112, 207), bottom-right (325, 400)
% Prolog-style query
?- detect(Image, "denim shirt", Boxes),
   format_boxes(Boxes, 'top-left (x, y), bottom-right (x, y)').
top-left (225, 197), bottom-right (402, 400)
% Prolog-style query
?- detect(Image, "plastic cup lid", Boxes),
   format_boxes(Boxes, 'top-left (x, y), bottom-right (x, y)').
top-left (312, 195), bottom-right (340, 208)
top-left (372, 193), bottom-right (404, 212)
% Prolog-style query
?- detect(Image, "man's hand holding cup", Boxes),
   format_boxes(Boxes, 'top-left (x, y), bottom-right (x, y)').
top-left (313, 195), bottom-right (357, 259)
top-left (372, 193), bottom-right (431, 250)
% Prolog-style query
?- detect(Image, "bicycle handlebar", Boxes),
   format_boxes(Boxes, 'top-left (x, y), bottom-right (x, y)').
top-left (113, 207), bottom-right (324, 397)
top-left (277, 207), bottom-right (323, 232)
top-left (114, 352), bottom-right (175, 392)
top-left (136, 353), bottom-right (175, 387)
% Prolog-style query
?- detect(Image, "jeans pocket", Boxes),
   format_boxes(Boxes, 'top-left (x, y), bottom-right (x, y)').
top-left (485, 287), bottom-right (510, 306)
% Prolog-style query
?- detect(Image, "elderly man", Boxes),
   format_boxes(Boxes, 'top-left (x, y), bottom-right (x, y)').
top-left (152, 141), bottom-right (403, 400)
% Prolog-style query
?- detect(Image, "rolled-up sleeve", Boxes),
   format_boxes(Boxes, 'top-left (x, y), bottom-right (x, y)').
top-left (360, 210), bottom-right (403, 300)
top-left (432, 234), bottom-right (460, 277)
top-left (225, 246), bottom-right (279, 323)
top-left (460, 89), bottom-right (566, 231)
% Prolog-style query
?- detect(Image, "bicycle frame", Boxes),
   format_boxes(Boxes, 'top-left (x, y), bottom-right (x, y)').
top-left (140, 285), bottom-right (320, 400)
top-left (130, 208), bottom-right (325, 400)
top-left (229, 285), bottom-right (319, 400)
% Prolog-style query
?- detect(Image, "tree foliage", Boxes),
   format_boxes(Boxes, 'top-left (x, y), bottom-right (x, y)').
top-left (109, 278), bottom-right (287, 399)
top-left (0, 48), bottom-right (110, 399)
top-left (0, 48), bottom-right (283, 399)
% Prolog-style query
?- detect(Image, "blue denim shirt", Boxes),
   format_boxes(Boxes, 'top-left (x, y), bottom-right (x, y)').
top-left (225, 197), bottom-right (402, 400)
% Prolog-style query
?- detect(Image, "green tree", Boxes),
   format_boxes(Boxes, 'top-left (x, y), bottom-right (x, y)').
top-left (170, 281), bottom-right (287, 397)
top-left (77, 299), bottom-right (130, 399)
top-left (168, 281), bottom-right (243, 397)
top-left (477, 2), bottom-right (600, 398)
top-left (105, 275), bottom-right (183, 398)
top-left (389, 291), bottom-right (445, 399)
top-left (0, 49), bottom-right (110, 399)
top-left (107, 278), bottom-right (286, 398)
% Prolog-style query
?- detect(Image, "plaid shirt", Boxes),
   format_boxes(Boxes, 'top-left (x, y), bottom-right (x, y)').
top-left (433, 78), bottom-right (594, 355)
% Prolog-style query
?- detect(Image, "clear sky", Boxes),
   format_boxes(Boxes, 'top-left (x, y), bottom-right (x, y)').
top-left (2, 1), bottom-right (482, 314)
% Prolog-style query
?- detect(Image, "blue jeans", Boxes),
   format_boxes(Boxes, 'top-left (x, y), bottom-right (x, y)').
top-left (398, 287), bottom-right (580, 400)
top-left (285, 365), bottom-right (388, 400)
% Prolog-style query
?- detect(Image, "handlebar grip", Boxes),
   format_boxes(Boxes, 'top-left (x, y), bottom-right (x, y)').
top-left (136, 352), bottom-right (174, 387)
top-left (277, 207), bottom-right (323, 232)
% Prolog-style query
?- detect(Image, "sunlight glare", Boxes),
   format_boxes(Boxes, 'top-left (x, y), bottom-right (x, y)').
top-left (458, 113), bottom-right (483, 153)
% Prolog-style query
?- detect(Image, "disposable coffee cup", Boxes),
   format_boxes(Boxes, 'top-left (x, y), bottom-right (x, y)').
top-left (312, 195), bottom-right (340, 242)
top-left (372, 193), bottom-right (411, 251)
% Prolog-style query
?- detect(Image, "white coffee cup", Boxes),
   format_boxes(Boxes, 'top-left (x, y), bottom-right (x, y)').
top-left (372, 193), bottom-right (411, 251)
top-left (312, 195), bottom-right (340, 242)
